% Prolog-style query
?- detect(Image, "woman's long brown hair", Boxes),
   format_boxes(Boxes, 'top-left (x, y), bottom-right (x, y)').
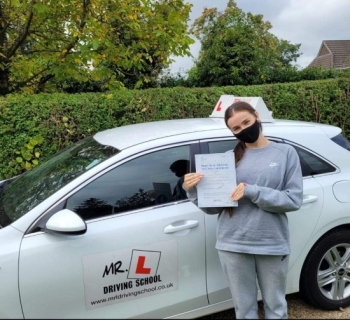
top-left (224, 101), bottom-right (261, 217)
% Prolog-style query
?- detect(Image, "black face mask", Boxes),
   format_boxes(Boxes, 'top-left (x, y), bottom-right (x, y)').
top-left (234, 120), bottom-right (261, 143)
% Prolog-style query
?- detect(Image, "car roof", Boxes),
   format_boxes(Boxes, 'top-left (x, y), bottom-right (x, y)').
top-left (93, 118), bottom-right (340, 150)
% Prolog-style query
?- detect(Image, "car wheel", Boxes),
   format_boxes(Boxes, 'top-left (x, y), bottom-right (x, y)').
top-left (300, 228), bottom-right (350, 310)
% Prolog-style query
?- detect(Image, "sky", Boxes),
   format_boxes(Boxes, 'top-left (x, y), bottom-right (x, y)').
top-left (169, 0), bottom-right (350, 74)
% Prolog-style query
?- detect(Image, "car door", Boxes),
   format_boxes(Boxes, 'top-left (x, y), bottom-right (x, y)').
top-left (19, 143), bottom-right (208, 319)
top-left (200, 138), bottom-right (324, 304)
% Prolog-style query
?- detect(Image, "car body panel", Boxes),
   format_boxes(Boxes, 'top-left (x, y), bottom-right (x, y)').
top-left (19, 201), bottom-right (208, 319)
top-left (93, 118), bottom-right (223, 150)
top-left (0, 226), bottom-right (24, 319)
top-left (333, 181), bottom-right (350, 202)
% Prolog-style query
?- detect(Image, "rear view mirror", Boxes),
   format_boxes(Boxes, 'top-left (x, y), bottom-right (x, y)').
top-left (45, 209), bottom-right (87, 236)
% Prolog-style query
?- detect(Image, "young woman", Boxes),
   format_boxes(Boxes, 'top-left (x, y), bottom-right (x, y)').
top-left (183, 101), bottom-right (303, 319)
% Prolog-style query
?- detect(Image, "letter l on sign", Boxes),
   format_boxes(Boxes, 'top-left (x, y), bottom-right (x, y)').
top-left (127, 249), bottom-right (161, 278)
top-left (135, 256), bottom-right (151, 274)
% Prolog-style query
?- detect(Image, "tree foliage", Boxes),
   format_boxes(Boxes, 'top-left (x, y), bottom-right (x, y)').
top-left (0, 0), bottom-right (194, 94)
top-left (162, 66), bottom-right (350, 89)
top-left (189, 0), bottom-right (302, 87)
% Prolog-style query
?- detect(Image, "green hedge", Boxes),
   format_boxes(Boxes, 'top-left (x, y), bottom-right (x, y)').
top-left (1, 78), bottom-right (350, 179)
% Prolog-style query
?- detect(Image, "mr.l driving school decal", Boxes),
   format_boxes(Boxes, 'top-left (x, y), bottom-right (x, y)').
top-left (82, 240), bottom-right (178, 309)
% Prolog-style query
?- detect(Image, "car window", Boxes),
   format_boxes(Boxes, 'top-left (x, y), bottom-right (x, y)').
top-left (295, 147), bottom-right (336, 176)
top-left (0, 137), bottom-right (118, 229)
top-left (66, 145), bottom-right (191, 221)
top-left (331, 133), bottom-right (350, 151)
top-left (208, 140), bottom-right (238, 153)
top-left (207, 139), bottom-right (282, 154)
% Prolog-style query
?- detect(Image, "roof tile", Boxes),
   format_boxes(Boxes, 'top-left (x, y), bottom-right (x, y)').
top-left (308, 53), bottom-right (333, 69)
top-left (308, 40), bottom-right (350, 69)
top-left (324, 40), bottom-right (350, 68)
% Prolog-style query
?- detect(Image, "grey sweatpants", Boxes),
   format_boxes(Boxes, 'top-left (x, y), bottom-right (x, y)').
top-left (218, 250), bottom-right (290, 319)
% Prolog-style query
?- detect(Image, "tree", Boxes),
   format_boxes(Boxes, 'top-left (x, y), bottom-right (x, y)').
top-left (0, 0), bottom-right (194, 94)
top-left (189, 0), bottom-right (301, 87)
top-left (114, 189), bottom-right (154, 213)
top-left (74, 198), bottom-right (112, 220)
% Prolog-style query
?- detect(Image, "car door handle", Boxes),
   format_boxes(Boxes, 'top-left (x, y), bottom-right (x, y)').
top-left (164, 220), bottom-right (199, 234)
top-left (302, 195), bottom-right (318, 204)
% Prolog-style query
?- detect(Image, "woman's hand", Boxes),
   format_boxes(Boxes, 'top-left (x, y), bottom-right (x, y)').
top-left (231, 182), bottom-right (247, 201)
top-left (183, 173), bottom-right (203, 191)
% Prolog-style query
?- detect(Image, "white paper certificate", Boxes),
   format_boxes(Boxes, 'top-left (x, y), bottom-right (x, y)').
top-left (195, 153), bottom-right (238, 208)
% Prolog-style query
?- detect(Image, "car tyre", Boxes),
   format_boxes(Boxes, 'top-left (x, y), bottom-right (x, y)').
top-left (300, 228), bottom-right (350, 310)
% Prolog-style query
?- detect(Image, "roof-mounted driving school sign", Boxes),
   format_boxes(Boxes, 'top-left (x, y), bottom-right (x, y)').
top-left (210, 95), bottom-right (275, 123)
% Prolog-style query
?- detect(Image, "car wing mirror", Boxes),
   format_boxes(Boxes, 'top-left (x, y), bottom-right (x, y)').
top-left (44, 209), bottom-right (87, 236)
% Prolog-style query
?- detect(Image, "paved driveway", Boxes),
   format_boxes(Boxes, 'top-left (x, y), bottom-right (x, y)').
top-left (200, 293), bottom-right (350, 319)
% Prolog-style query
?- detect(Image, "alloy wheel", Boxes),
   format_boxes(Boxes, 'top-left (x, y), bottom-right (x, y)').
top-left (318, 243), bottom-right (350, 300)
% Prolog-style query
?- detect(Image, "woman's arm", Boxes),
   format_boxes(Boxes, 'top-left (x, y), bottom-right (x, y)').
top-left (243, 147), bottom-right (303, 214)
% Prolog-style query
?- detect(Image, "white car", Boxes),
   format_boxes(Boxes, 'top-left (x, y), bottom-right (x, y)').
top-left (1, 96), bottom-right (350, 319)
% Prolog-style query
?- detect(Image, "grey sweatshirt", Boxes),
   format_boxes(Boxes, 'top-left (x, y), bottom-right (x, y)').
top-left (186, 142), bottom-right (303, 255)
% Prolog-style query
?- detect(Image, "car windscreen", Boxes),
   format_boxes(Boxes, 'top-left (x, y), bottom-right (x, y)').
top-left (331, 133), bottom-right (350, 151)
top-left (0, 136), bottom-right (119, 229)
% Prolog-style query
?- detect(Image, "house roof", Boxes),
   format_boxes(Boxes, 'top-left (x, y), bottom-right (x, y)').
top-left (308, 53), bottom-right (333, 69)
top-left (308, 40), bottom-right (350, 69)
